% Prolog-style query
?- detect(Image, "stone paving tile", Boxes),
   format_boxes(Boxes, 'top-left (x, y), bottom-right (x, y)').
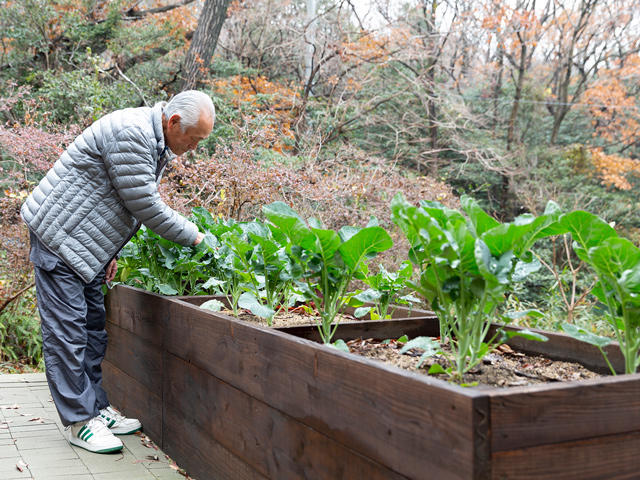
top-left (0, 443), bottom-right (20, 458)
top-left (19, 446), bottom-right (78, 464)
top-left (92, 473), bottom-right (158, 480)
top-left (14, 437), bottom-right (70, 450)
top-left (0, 373), bottom-right (194, 480)
top-left (0, 461), bottom-right (33, 479)
top-left (29, 458), bottom-right (91, 477)
top-left (149, 470), bottom-right (187, 480)
top-left (29, 475), bottom-right (94, 480)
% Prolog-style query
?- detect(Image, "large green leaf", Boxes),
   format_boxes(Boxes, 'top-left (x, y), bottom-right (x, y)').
top-left (589, 237), bottom-right (640, 280)
top-left (500, 329), bottom-right (548, 342)
top-left (475, 239), bottom-right (513, 285)
top-left (461, 195), bottom-right (499, 236)
top-left (202, 277), bottom-right (226, 290)
top-left (354, 288), bottom-right (383, 303)
top-left (338, 226), bottom-right (393, 272)
top-left (512, 258), bottom-right (541, 282)
top-left (310, 228), bottom-right (342, 263)
top-left (263, 201), bottom-right (311, 244)
top-left (157, 283), bottom-right (178, 295)
top-left (391, 193), bottom-right (418, 244)
top-left (200, 299), bottom-right (225, 312)
top-left (561, 322), bottom-right (612, 349)
top-left (560, 211), bottom-right (618, 258)
top-left (238, 292), bottom-right (275, 319)
top-left (191, 206), bottom-right (216, 228)
top-left (338, 225), bottom-right (361, 242)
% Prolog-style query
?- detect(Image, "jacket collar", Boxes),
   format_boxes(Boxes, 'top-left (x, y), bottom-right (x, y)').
top-left (152, 101), bottom-right (176, 161)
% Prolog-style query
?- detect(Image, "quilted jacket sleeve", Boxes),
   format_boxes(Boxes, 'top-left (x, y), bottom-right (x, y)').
top-left (103, 125), bottom-right (198, 246)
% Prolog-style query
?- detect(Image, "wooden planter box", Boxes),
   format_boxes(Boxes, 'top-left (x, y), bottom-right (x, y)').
top-left (103, 285), bottom-right (640, 480)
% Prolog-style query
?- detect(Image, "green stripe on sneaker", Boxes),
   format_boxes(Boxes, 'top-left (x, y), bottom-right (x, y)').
top-left (78, 425), bottom-right (87, 437)
top-left (82, 429), bottom-right (92, 441)
top-left (108, 419), bottom-right (115, 428)
top-left (84, 432), bottom-right (93, 442)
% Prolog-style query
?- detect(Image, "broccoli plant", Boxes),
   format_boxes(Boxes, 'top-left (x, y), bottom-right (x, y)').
top-left (263, 201), bottom-right (393, 344)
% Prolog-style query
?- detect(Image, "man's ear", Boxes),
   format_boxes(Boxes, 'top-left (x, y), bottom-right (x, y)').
top-left (168, 114), bottom-right (181, 129)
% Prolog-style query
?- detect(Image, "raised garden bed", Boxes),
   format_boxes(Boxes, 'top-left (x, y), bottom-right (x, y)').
top-left (103, 285), bottom-right (640, 480)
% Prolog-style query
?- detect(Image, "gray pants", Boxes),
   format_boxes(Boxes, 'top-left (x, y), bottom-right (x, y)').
top-left (30, 233), bottom-right (110, 426)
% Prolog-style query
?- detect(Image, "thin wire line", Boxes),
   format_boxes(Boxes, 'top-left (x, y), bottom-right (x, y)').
top-left (458, 96), bottom-right (639, 110)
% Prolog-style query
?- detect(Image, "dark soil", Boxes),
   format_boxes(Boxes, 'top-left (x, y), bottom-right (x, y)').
top-left (227, 307), bottom-right (602, 388)
top-left (220, 308), bottom-right (359, 328)
top-left (346, 337), bottom-right (602, 388)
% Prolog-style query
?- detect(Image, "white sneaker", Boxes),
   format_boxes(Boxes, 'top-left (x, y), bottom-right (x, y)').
top-left (65, 416), bottom-right (123, 454)
top-left (99, 405), bottom-right (142, 435)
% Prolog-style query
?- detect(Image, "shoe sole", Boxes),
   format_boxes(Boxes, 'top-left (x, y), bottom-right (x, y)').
top-left (69, 437), bottom-right (123, 454)
top-left (111, 426), bottom-right (142, 435)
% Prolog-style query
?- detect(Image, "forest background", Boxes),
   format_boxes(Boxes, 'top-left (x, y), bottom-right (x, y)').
top-left (0, 0), bottom-right (638, 371)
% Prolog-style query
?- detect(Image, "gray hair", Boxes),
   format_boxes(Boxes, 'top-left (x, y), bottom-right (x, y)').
top-left (164, 90), bottom-right (215, 132)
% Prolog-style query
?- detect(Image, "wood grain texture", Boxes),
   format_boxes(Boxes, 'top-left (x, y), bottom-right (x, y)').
top-left (104, 322), bottom-right (163, 395)
top-left (163, 405), bottom-right (268, 480)
top-left (489, 374), bottom-right (640, 452)
top-left (104, 286), bottom-right (640, 480)
top-left (492, 324), bottom-right (626, 374)
top-left (276, 316), bottom-right (439, 343)
top-left (491, 430), bottom-right (640, 480)
top-left (164, 352), bottom-right (408, 480)
top-left (163, 298), bottom-right (482, 480)
top-left (105, 285), bottom-right (167, 344)
top-left (102, 360), bottom-right (162, 444)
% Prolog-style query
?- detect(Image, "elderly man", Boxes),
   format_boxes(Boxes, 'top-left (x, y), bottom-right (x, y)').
top-left (21, 90), bottom-right (214, 453)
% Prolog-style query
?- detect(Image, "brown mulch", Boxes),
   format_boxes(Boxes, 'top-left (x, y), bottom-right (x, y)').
top-left (221, 308), bottom-right (361, 328)
top-left (346, 337), bottom-right (602, 388)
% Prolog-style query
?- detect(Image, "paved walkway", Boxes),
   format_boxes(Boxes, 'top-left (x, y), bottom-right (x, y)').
top-left (0, 373), bottom-right (186, 480)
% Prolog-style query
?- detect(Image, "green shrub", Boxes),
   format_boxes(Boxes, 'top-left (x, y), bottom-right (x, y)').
top-left (0, 289), bottom-right (43, 371)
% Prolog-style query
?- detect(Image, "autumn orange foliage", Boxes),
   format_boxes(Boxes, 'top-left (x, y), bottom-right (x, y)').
top-left (590, 149), bottom-right (640, 191)
top-left (210, 75), bottom-right (299, 152)
top-left (583, 55), bottom-right (640, 190)
top-left (340, 33), bottom-right (390, 64)
top-left (584, 56), bottom-right (640, 147)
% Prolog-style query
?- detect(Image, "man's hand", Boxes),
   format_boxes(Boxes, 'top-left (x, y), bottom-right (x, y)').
top-left (105, 259), bottom-right (118, 283)
top-left (193, 232), bottom-right (205, 246)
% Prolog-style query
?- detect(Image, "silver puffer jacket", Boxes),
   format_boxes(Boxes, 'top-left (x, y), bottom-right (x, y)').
top-left (21, 101), bottom-right (199, 283)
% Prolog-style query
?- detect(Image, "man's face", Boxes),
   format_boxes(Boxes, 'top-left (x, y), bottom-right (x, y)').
top-left (165, 112), bottom-right (213, 156)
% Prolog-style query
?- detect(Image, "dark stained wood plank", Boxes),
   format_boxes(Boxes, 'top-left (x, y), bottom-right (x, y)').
top-left (491, 324), bottom-right (627, 374)
top-left (172, 292), bottom-right (625, 373)
top-left (277, 317), bottom-right (439, 343)
top-left (489, 374), bottom-right (640, 452)
top-left (163, 401), bottom-right (268, 480)
top-left (102, 360), bottom-right (162, 445)
top-left (491, 430), bottom-right (640, 480)
top-left (472, 395), bottom-right (492, 480)
top-left (162, 298), bottom-right (484, 480)
top-left (105, 285), bottom-right (168, 344)
top-left (164, 351), bottom-right (409, 480)
top-left (104, 322), bottom-right (163, 395)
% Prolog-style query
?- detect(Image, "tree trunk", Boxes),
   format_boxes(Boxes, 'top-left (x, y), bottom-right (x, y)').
top-left (303, 0), bottom-right (317, 91)
top-left (506, 43), bottom-right (526, 151)
top-left (423, 0), bottom-right (439, 174)
top-left (182, 0), bottom-right (232, 90)
top-left (492, 47), bottom-right (504, 130)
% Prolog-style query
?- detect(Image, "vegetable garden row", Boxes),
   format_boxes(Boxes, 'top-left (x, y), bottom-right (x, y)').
top-left (104, 194), bottom-right (640, 479)
top-left (115, 194), bottom-right (640, 376)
